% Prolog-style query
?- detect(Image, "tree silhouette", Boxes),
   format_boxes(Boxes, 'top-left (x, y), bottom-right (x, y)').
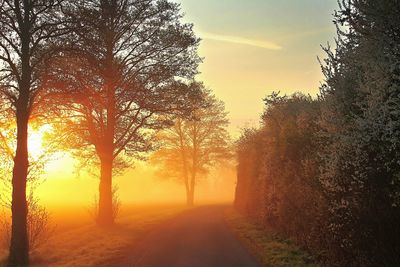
top-left (46, 0), bottom-right (201, 225)
top-left (152, 87), bottom-right (231, 206)
top-left (0, 1), bottom-right (68, 265)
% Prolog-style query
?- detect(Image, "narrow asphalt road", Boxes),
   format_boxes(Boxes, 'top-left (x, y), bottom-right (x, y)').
top-left (116, 206), bottom-right (261, 267)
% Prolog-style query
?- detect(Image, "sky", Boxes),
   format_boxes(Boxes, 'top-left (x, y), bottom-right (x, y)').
top-left (174, 0), bottom-right (338, 135)
top-left (16, 1), bottom-right (340, 207)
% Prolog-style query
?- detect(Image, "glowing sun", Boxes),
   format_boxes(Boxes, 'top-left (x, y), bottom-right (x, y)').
top-left (29, 131), bottom-right (44, 158)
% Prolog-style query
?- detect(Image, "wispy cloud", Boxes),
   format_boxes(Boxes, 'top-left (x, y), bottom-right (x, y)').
top-left (275, 27), bottom-right (334, 41)
top-left (200, 32), bottom-right (283, 51)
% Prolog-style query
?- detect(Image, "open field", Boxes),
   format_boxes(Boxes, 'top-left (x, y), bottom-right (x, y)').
top-left (0, 205), bottom-right (189, 267)
top-left (224, 209), bottom-right (319, 267)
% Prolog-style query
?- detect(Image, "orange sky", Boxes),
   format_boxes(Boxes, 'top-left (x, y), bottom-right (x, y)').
top-left (39, 1), bottom-right (337, 207)
top-left (2, 1), bottom-right (339, 208)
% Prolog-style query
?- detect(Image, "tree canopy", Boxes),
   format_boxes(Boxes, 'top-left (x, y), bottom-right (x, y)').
top-left (44, 0), bottom-right (202, 225)
top-left (152, 86), bottom-right (231, 206)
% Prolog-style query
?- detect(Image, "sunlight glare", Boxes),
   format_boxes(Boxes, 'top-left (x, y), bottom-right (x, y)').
top-left (28, 130), bottom-right (44, 159)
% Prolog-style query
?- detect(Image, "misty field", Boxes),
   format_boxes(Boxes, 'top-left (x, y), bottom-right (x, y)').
top-left (0, 205), bottom-right (188, 267)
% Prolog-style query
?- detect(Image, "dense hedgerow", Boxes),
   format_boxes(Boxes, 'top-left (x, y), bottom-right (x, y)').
top-left (235, 1), bottom-right (400, 266)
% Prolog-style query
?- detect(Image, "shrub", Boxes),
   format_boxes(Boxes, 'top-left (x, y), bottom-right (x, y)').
top-left (0, 194), bottom-right (54, 252)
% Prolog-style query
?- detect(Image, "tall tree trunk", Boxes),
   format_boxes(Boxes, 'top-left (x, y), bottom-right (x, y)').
top-left (97, 154), bottom-right (114, 226)
top-left (184, 174), bottom-right (191, 206)
top-left (8, 15), bottom-right (32, 265)
top-left (185, 185), bottom-right (193, 206)
top-left (96, 22), bottom-right (116, 226)
top-left (177, 120), bottom-right (193, 207)
top-left (187, 188), bottom-right (195, 206)
top-left (187, 170), bottom-right (196, 207)
top-left (97, 92), bottom-right (115, 226)
top-left (8, 108), bottom-right (29, 267)
top-left (182, 153), bottom-right (194, 206)
top-left (188, 122), bottom-right (197, 207)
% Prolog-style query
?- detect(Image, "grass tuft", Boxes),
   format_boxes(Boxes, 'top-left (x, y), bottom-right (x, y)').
top-left (225, 208), bottom-right (319, 267)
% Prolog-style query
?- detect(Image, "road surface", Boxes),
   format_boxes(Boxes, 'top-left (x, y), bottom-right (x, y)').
top-left (110, 206), bottom-right (261, 267)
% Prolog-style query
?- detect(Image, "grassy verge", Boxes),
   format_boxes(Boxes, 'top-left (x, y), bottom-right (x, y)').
top-left (0, 205), bottom-right (188, 267)
top-left (225, 208), bottom-right (319, 267)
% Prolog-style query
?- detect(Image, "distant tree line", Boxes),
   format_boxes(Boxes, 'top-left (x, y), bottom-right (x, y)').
top-left (235, 1), bottom-right (400, 266)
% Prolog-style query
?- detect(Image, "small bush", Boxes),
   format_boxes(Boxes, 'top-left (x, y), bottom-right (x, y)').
top-left (0, 194), bottom-right (54, 252)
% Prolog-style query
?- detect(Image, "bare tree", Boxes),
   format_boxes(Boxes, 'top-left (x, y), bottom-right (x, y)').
top-left (46, 0), bottom-right (201, 226)
top-left (0, 1), bottom-right (68, 265)
top-left (152, 87), bottom-right (231, 206)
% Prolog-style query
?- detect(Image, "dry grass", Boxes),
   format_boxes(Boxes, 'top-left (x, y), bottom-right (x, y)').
top-left (225, 208), bottom-right (319, 267)
top-left (0, 204), bottom-right (188, 267)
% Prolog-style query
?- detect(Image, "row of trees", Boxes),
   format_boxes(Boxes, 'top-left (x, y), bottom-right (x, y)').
top-left (0, 1), bottom-right (229, 266)
top-left (235, 0), bottom-right (400, 266)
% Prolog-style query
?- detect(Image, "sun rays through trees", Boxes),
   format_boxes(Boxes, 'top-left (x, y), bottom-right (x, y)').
top-left (0, 0), bottom-right (399, 266)
top-left (44, 0), bottom-right (202, 226)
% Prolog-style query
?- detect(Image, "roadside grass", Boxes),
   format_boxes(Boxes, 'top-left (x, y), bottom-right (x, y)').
top-left (0, 205), bottom-right (188, 267)
top-left (225, 208), bottom-right (319, 267)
